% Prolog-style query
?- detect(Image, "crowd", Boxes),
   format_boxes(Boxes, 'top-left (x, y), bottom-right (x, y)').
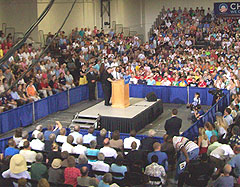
top-left (0, 6), bottom-right (240, 112)
top-left (0, 5), bottom-right (240, 187)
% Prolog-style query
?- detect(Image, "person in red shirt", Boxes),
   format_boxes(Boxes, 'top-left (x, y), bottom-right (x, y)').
top-left (64, 156), bottom-right (81, 187)
top-left (198, 77), bottom-right (207, 88)
top-left (38, 78), bottom-right (53, 98)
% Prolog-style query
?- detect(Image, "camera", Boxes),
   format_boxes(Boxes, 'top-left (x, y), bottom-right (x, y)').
top-left (208, 89), bottom-right (224, 98)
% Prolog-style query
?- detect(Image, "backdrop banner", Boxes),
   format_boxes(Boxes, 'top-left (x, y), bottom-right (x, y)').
top-left (214, 2), bottom-right (240, 16)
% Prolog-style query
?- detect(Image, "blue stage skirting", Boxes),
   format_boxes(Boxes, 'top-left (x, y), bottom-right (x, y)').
top-left (0, 83), bottom-right (230, 152)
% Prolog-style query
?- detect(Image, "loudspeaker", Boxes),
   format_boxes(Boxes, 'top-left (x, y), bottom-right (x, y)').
top-left (145, 92), bottom-right (157, 102)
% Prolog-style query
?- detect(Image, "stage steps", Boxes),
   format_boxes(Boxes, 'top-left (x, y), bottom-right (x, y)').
top-left (69, 113), bottom-right (99, 131)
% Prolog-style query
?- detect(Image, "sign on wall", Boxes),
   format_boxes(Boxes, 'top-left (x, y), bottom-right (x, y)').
top-left (214, 2), bottom-right (240, 16)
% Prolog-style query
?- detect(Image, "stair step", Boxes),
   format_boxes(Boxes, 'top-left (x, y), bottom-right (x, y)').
top-left (72, 118), bottom-right (96, 124)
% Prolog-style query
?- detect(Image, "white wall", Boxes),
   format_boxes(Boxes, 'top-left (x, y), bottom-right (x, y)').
top-left (0, 0), bottom-right (38, 41)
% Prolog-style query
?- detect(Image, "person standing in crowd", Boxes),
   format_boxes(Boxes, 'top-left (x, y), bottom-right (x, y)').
top-left (164, 108), bottom-right (182, 136)
top-left (86, 66), bottom-right (98, 101)
top-left (100, 67), bottom-right (115, 106)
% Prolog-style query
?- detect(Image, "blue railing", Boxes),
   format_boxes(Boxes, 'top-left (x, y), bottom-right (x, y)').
top-left (0, 84), bottom-right (230, 153)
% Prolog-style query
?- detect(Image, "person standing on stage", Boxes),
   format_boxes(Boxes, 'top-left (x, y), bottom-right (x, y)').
top-left (86, 66), bottom-right (98, 101)
top-left (100, 67), bottom-right (115, 106)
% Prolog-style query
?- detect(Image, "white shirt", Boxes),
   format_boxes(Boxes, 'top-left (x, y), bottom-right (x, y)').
top-left (69, 131), bottom-right (83, 145)
top-left (19, 149), bottom-right (37, 163)
top-left (61, 142), bottom-right (74, 153)
top-left (224, 115), bottom-right (233, 126)
top-left (210, 144), bottom-right (235, 160)
top-left (32, 130), bottom-right (41, 139)
top-left (99, 146), bottom-right (117, 158)
top-left (83, 134), bottom-right (96, 144)
top-left (73, 145), bottom-right (87, 155)
top-left (123, 136), bottom-right (141, 150)
top-left (173, 136), bottom-right (199, 152)
top-left (92, 161), bottom-right (110, 172)
top-left (30, 139), bottom-right (44, 151)
top-left (56, 135), bottom-right (67, 143)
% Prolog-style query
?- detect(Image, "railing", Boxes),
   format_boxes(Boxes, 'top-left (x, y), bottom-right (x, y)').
top-left (0, 85), bottom-right (89, 134)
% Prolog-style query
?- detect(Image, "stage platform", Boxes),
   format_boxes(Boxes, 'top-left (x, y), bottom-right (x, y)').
top-left (71, 98), bottom-right (163, 133)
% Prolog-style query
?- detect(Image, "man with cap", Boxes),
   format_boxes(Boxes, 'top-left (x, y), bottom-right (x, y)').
top-left (48, 158), bottom-right (64, 184)
top-left (100, 67), bottom-right (115, 106)
top-left (2, 154), bottom-right (30, 180)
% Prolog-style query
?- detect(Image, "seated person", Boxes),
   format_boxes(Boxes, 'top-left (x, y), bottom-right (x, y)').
top-left (62, 135), bottom-right (74, 154)
top-left (99, 138), bottom-right (117, 159)
top-left (124, 130), bottom-right (141, 150)
top-left (140, 129), bottom-right (158, 151)
top-left (97, 128), bottom-right (107, 148)
top-left (19, 141), bottom-right (37, 163)
top-left (4, 139), bottom-right (19, 157)
top-left (213, 164), bottom-right (234, 187)
top-left (77, 166), bottom-right (99, 187)
top-left (92, 153), bottom-right (110, 173)
top-left (178, 153), bottom-right (214, 186)
top-left (87, 140), bottom-right (100, 162)
top-left (83, 127), bottom-right (97, 144)
top-left (30, 132), bottom-right (45, 151)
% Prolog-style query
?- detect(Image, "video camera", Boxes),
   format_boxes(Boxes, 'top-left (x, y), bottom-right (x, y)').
top-left (208, 89), bottom-right (224, 98)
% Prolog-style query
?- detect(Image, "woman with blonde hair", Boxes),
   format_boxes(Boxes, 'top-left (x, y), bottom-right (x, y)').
top-left (198, 127), bottom-right (209, 154)
top-left (215, 115), bottom-right (228, 139)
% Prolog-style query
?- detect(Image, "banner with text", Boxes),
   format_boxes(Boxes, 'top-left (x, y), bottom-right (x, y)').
top-left (214, 2), bottom-right (240, 16)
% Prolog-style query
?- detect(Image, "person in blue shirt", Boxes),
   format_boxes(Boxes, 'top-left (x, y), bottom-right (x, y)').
top-left (98, 173), bottom-right (112, 187)
top-left (147, 76), bottom-right (156, 85)
top-left (5, 139), bottom-right (19, 157)
top-left (110, 155), bottom-right (127, 180)
top-left (87, 140), bottom-right (99, 162)
top-left (147, 142), bottom-right (168, 171)
top-left (44, 122), bottom-right (61, 141)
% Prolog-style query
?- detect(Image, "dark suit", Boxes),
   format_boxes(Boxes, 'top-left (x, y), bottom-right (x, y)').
top-left (164, 116), bottom-right (182, 136)
top-left (86, 71), bottom-right (97, 100)
top-left (140, 137), bottom-right (158, 151)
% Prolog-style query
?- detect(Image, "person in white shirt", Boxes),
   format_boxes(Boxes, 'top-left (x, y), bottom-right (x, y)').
top-left (73, 136), bottom-right (87, 155)
top-left (62, 135), bottom-right (74, 154)
top-left (18, 131), bottom-right (28, 148)
top-left (30, 132), bottom-right (45, 151)
top-left (123, 130), bottom-right (141, 150)
top-left (32, 125), bottom-right (43, 139)
top-left (169, 136), bottom-right (199, 183)
top-left (99, 138), bottom-right (117, 159)
top-left (210, 144), bottom-right (235, 175)
top-left (69, 125), bottom-right (83, 145)
top-left (92, 153), bottom-right (110, 173)
top-left (19, 141), bottom-right (37, 163)
top-left (56, 128), bottom-right (67, 144)
top-left (224, 108), bottom-right (233, 126)
top-left (83, 127), bottom-right (97, 144)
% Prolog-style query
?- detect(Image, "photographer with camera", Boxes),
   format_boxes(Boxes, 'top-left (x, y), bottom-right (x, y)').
top-left (209, 88), bottom-right (225, 106)
top-left (187, 92), bottom-right (201, 113)
top-left (192, 105), bottom-right (204, 123)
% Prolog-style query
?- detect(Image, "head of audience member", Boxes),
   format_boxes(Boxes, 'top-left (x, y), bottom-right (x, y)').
top-left (48, 133), bottom-right (56, 143)
top-left (51, 158), bottom-right (62, 169)
top-left (36, 153), bottom-right (43, 163)
top-left (67, 156), bottom-right (76, 168)
top-left (23, 141), bottom-right (31, 150)
top-left (47, 124), bottom-right (53, 131)
top-left (100, 128), bottom-right (107, 138)
top-left (18, 178), bottom-right (27, 187)
top-left (97, 153), bottom-right (105, 161)
top-left (51, 142), bottom-right (59, 151)
top-left (80, 166), bottom-right (89, 177)
top-left (204, 122), bottom-right (214, 131)
top-left (233, 145), bottom-right (240, 155)
top-left (103, 173), bottom-right (112, 184)
top-left (223, 164), bottom-right (232, 176)
top-left (153, 142), bottom-right (161, 152)
top-left (59, 128), bottom-right (66, 136)
top-left (37, 178), bottom-right (50, 187)
top-left (103, 138), bottom-right (110, 147)
top-left (151, 155), bottom-right (159, 164)
top-left (66, 135), bottom-right (74, 145)
top-left (90, 140), bottom-right (97, 149)
top-left (148, 129), bottom-right (156, 137)
top-left (8, 139), bottom-right (16, 148)
top-left (74, 125), bottom-right (80, 132)
top-left (88, 126), bottom-right (95, 135)
top-left (130, 129), bottom-right (137, 137)
top-left (172, 108), bottom-right (178, 116)
top-left (232, 126), bottom-right (240, 136)
top-left (210, 135), bottom-right (218, 144)
top-left (78, 154), bottom-right (88, 165)
top-left (10, 154), bottom-right (27, 174)
top-left (112, 130), bottom-right (120, 140)
top-left (14, 128), bottom-right (22, 138)
top-left (76, 136), bottom-right (83, 145)
top-left (21, 131), bottom-right (28, 140)
top-left (115, 154), bottom-right (124, 166)
top-left (61, 151), bottom-right (69, 160)
top-left (37, 132), bottom-right (44, 142)
top-left (224, 107), bottom-right (232, 116)
top-left (131, 141), bottom-right (137, 150)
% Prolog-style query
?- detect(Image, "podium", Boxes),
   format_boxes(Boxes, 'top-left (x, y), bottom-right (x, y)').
top-left (111, 79), bottom-right (130, 108)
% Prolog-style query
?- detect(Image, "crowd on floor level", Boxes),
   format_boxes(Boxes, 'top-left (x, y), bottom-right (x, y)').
top-left (0, 7), bottom-right (240, 111)
top-left (0, 93), bottom-right (240, 187)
